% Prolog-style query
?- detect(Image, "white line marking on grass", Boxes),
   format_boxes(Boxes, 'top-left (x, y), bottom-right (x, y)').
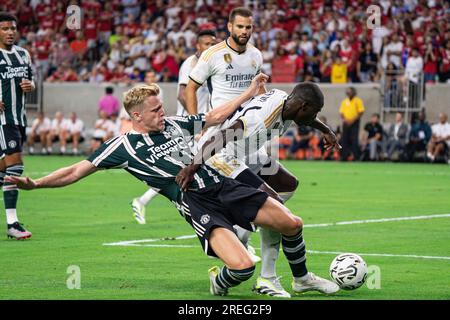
top-left (304, 213), bottom-right (450, 228)
top-left (103, 234), bottom-right (197, 246)
top-left (103, 213), bottom-right (450, 260)
top-left (103, 242), bottom-right (450, 261)
top-left (306, 250), bottom-right (450, 260)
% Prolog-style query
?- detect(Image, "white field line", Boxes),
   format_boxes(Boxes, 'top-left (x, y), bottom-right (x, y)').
top-left (103, 213), bottom-right (450, 247)
top-left (103, 242), bottom-right (450, 261)
top-left (102, 213), bottom-right (450, 260)
top-left (304, 213), bottom-right (450, 228)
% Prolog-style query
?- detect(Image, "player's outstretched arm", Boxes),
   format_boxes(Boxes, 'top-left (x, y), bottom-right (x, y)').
top-left (5, 160), bottom-right (98, 190)
top-left (185, 80), bottom-right (201, 115)
top-left (203, 73), bottom-right (268, 129)
top-left (309, 117), bottom-right (342, 151)
top-left (176, 121), bottom-right (245, 191)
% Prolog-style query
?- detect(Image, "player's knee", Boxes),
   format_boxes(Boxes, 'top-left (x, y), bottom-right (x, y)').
top-left (284, 175), bottom-right (299, 192)
top-left (284, 215), bottom-right (303, 235)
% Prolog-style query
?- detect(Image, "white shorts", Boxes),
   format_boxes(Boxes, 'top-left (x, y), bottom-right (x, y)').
top-left (205, 146), bottom-right (272, 179)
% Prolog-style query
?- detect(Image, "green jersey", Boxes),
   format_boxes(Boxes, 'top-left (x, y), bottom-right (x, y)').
top-left (0, 46), bottom-right (34, 126)
top-left (87, 114), bottom-right (222, 206)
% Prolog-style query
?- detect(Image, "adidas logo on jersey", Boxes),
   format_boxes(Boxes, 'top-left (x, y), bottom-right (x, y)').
top-left (136, 141), bottom-right (145, 149)
top-left (226, 64), bottom-right (234, 70)
top-left (0, 60), bottom-right (6, 65)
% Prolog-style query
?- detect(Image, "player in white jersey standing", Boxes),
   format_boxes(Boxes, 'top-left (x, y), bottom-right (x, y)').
top-left (177, 82), bottom-right (341, 297)
top-left (130, 30), bottom-right (217, 224)
top-left (186, 7), bottom-right (299, 297)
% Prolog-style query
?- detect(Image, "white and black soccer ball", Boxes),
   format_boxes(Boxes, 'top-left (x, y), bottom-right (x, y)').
top-left (329, 253), bottom-right (368, 290)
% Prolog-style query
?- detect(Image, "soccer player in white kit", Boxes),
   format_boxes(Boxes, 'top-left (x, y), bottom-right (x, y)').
top-left (131, 30), bottom-right (217, 224)
top-left (186, 7), bottom-right (299, 297)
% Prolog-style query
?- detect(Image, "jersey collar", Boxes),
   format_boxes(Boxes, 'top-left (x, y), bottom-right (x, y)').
top-left (225, 38), bottom-right (246, 55)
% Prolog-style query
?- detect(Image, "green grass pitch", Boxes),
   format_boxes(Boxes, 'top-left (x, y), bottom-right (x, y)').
top-left (0, 156), bottom-right (449, 300)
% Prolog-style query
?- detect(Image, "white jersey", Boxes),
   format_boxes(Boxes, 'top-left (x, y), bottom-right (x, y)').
top-left (432, 122), bottom-right (450, 147)
top-left (200, 89), bottom-right (291, 178)
top-left (189, 39), bottom-right (263, 110)
top-left (66, 118), bottom-right (84, 135)
top-left (31, 117), bottom-right (51, 134)
top-left (176, 55), bottom-right (210, 116)
top-left (50, 118), bottom-right (68, 133)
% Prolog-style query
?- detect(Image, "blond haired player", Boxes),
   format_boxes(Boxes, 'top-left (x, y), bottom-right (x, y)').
top-left (130, 30), bottom-right (217, 224)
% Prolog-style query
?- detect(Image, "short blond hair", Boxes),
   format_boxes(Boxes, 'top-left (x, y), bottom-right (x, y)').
top-left (123, 84), bottom-right (161, 114)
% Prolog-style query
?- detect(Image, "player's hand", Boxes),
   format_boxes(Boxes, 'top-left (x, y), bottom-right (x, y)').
top-left (249, 73), bottom-right (269, 95)
top-left (20, 79), bottom-right (34, 93)
top-left (175, 163), bottom-right (201, 192)
top-left (0, 101), bottom-right (4, 113)
top-left (4, 176), bottom-right (37, 190)
top-left (323, 131), bottom-right (342, 151)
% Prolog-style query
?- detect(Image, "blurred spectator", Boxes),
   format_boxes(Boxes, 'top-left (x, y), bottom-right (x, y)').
top-left (46, 111), bottom-right (68, 155)
top-left (27, 112), bottom-right (51, 155)
top-left (331, 56), bottom-right (347, 84)
top-left (385, 112), bottom-right (409, 160)
top-left (90, 110), bottom-right (114, 153)
top-left (361, 113), bottom-right (384, 161)
top-left (109, 112), bottom-right (121, 137)
top-left (34, 33), bottom-right (51, 77)
top-left (289, 126), bottom-right (314, 160)
top-left (357, 43), bottom-right (378, 83)
top-left (339, 87), bottom-right (365, 161)
top-left (439, 41), bottom-right (450, 83)
top-left (384, 62), bottom-right (402, 108)
top-left (381, 33), bottom-right (404, 69)
top-left (423, 40), bottom-right (438, 83)
top-left (50, 38), bottom-right (74, 70)
top-left (129, 35), bottom-right (151, 72)
top-left (10, 0), bottom-right (449, 84)
top-left (70, 31), bottom-right (88, 63)
top-left (320, 50), bottom-right (333, 82)
top-left (405, 48), bottom-right (423, 84)
top-left (98, 87), bottom-right (120, 117)
top-left (61, 112), bottom-right (85, 155)
top-left (405, 111), bottom-right (432, 162)
top-left (427, 113), bottom-right (450, 162)
top-left (47, 62), bottom-right (79, 82)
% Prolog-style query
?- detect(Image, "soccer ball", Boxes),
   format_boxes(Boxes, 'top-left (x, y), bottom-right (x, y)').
top-left (329, 253), bottom-right (368, 290)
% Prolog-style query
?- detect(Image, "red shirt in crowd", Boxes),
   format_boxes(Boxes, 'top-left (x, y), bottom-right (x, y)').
top-left (34, 40), bottom-right (51, 60)
top-left (35, 3), bottom-right (50, 23)
top-left (98, 11), bottom-right (114, 32)
top-left (440, 48), bottom-right (450, 73)
top-left (85, 18), bottom-right (99, 40)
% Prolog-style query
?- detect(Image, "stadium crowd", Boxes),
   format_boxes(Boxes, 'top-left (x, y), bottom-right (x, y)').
top-left (278, 108), bottom-right (450, 164)
top-left (4, 0), bottom-right (450, 84)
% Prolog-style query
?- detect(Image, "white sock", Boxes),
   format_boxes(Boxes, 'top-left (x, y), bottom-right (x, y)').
top-left (139, 188), bottom-right (159, 206)
top-left (61, 146), bottom-right (66, 153)
top-left (234, 225), bottom-right (251, 247)
top-left (6, 209), bottom-right (18, 225)
top-left (296, 273), bottom-right (312, 282)
top-left (279, 191), bottom-right (295, 203)
top-left (259, 227), bottom-right (281, 279)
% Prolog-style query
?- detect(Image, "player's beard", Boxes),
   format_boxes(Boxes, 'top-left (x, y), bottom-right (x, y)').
top-left (231, 32), bottom-right (250, 46)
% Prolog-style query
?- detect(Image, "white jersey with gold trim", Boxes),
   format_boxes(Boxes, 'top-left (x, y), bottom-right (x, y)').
top-left (199, 89), bottom-right (292, 178)
top-left (176, 55), bottom-right (210, 116)
top-left (189, 39), bottom-right (263, 110)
